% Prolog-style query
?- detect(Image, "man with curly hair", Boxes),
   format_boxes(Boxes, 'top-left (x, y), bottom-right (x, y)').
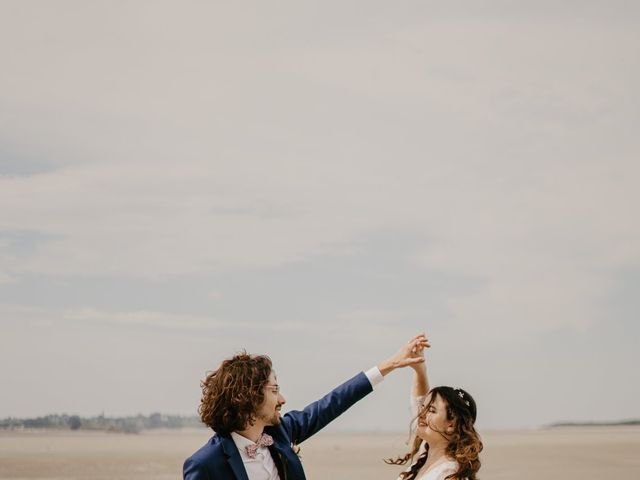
top-left (183, 333), bottom-right (429, 480)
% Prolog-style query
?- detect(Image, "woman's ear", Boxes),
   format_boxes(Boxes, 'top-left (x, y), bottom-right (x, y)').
top-left (445, 420), bottom-right (456, 434)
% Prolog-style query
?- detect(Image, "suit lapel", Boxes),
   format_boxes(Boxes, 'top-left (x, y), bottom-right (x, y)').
top-left (220, 435), bottom-right (250, 480)
top-left (267, 444), bottom-right (288, 480)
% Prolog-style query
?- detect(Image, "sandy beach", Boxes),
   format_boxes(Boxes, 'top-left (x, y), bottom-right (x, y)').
top-left (1, 426), bottom-right (639, 479)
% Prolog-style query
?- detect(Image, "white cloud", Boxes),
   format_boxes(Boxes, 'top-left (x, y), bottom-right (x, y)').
top-left (63, 307), bottom-right (224, 331)
top-left (1, 1), bottom-right (639, 424)
top-left (0, 303), bottom-right (315, 332)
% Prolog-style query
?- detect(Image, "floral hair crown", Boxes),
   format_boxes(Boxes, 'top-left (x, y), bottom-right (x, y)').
top-left (453, 387), bottom-right (471, 407)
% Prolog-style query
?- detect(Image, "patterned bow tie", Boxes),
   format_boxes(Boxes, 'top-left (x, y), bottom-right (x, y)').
top-left (245, 433), bottom-right (274, 459)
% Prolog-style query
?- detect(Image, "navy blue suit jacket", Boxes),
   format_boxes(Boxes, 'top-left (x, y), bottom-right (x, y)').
top-left (183, 371), bottom-right (373, 480)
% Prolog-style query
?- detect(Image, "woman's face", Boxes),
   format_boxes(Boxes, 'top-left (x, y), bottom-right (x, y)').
top-left (416, 393), bottom-right (454, 443)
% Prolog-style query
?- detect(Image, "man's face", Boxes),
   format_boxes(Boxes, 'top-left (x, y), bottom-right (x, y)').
top-left (256, 371), bottom-right (286, 426)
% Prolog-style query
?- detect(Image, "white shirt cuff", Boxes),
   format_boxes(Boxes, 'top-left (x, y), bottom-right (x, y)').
top-left (364, 366), bottom-right (384, 389)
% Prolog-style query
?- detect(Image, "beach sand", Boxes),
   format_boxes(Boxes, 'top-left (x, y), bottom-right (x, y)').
top-left (1, 426), bottom-right (638, 479)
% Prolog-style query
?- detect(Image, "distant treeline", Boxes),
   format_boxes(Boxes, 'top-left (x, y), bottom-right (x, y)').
top-left (549, 419), bottom-right (640, 427)
top-left (0, 413), bottom-right (203, 433)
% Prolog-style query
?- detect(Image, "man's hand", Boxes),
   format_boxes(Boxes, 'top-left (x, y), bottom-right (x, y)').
top-left (378, 333), bottom-right (430, 376)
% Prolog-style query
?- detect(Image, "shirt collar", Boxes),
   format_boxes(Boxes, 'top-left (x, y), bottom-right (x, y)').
top-left (231, 431), bottom-right (265, 460)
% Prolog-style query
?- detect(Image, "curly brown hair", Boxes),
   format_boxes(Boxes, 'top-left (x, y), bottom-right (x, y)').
top-left (386, 386), bottom-right (483, 480)
top-left (198, 351), bottom-right (272, 435)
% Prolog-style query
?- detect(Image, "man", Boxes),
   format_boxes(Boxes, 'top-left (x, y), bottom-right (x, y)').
top-left (183, 333), bottom-right (429, 480)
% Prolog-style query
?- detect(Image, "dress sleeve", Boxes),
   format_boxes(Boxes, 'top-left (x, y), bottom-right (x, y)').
top-left (411, 395), bottom-right (426, 418)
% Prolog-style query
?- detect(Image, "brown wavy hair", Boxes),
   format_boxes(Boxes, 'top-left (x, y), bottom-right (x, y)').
top-left (199, 351), bottom-right (272, 435)
top-left (386, 386), bottom-right (483, 480)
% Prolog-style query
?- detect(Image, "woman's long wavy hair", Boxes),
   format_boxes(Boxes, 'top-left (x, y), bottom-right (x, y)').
top-left (199, 351), bottom-right (272, 435)
top-left (386, 386), bottom-right (483, 480)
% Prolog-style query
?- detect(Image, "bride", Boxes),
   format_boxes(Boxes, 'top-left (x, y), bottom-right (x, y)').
top-left (387, 334), bottom-right (482, 480)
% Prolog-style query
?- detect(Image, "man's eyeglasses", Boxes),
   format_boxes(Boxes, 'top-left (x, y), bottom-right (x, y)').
top-left (265, 384), bottom-right (280, 394)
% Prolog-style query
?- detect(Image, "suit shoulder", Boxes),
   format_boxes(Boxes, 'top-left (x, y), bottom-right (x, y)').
top-left (184, 434), bottom-right (226, 468)
top-left (184, 434), bottom-right (238, 480)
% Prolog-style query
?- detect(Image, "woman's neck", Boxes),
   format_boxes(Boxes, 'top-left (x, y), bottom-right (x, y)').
top-left (422, 441), bottom-right (450, 470)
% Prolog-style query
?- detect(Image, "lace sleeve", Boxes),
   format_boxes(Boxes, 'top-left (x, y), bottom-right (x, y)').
top-left (411, 394), bottom-right (426, 418)
top-left (409, 394), bottom-right (426, 436)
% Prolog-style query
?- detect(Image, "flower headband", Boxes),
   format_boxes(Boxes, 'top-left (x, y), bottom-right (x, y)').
top-left (453, 387), bottom-right (471, 407)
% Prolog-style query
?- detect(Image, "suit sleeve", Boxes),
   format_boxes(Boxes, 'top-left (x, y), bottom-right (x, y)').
top-left (280, 371), bottom-right (373, 444)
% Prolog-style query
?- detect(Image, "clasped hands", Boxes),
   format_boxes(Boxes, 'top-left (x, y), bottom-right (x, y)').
top-left (378, 332), bottom-right (430, 376)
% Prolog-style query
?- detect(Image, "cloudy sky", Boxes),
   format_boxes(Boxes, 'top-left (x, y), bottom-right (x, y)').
top-left (1, 1), bottom-right (638, 431)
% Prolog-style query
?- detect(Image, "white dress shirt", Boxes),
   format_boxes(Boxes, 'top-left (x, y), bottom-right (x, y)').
top-left (231, 431), bottom-right (280, 480)
top-left (231, 366), bottom-right (384, 480)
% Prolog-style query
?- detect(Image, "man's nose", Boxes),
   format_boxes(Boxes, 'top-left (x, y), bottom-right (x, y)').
top-left (278, 393), bottom-right (286, 405)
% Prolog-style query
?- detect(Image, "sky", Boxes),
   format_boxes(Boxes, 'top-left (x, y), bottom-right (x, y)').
top-left (1, 1), bottom-right (639, 431)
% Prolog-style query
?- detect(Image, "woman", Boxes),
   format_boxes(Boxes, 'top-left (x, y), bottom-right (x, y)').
top-left (387, 335), bottom-right (482, 480)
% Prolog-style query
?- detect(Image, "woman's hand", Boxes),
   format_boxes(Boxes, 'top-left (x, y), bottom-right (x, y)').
top-left (409, 332), bottom-right (429, 372)
top-left (378, 333), bottom-right (430, 376)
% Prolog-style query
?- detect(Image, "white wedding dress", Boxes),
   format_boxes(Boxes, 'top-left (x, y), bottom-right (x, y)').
top-left (414, 459), bottom-right (460, 480)
top-left (399, 396), bottom-right (464, 480)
